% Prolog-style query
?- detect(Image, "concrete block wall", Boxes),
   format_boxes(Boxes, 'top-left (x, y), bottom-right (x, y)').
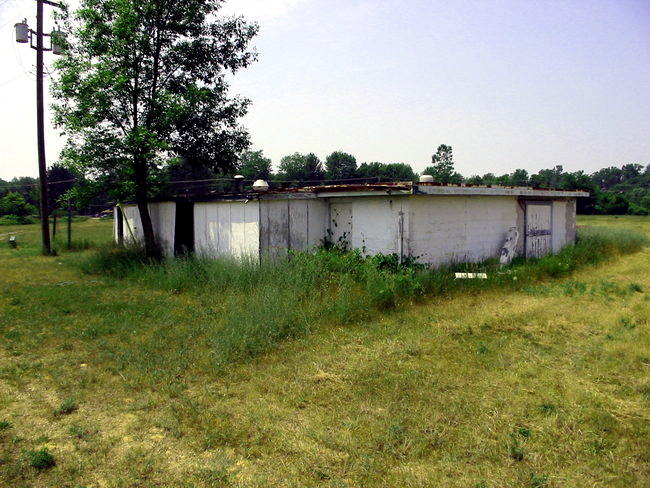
top-left (194, 200), bottom-right (260, 259)
top-left (259, 198), bottom-right (328, 257)
top-left (329, 197), bottom-right (408, 256)
top-left (408, 195), bottom-right (519, 266)
top-left (551, 200), bottom-right (568, 252)
top-left (117, 202), bottom-right (176, 257)
top-left (114, 194), bottom-right (579, 264)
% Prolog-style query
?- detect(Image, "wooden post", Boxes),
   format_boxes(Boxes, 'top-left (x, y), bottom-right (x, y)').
top-left (67, 200), bottom-right (72, 249)
top-left (36, 0), bottom-right (51, 255)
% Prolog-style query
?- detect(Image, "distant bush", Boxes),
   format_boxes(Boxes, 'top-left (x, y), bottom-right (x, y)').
top-left (78, 226), bottom-right (647, 368)
top-left (0, 192), bottom-right (36, 217)
top-left (0, 215), bottom-right (36, 226)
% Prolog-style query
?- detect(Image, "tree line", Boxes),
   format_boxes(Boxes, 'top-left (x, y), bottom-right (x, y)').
top-left (202, 144), bottom-right (650, 215)
top-left (2, 144), bottom-right (647, 224)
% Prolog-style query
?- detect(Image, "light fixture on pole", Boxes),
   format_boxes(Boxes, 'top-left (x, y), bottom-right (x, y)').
top-left (14, 1), bottom-right (65, 255)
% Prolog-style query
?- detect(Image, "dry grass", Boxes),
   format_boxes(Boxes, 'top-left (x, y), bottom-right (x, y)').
top-left (0, 216), bottom-right (648, 487)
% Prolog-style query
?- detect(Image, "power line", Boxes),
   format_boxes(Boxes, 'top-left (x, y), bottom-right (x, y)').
top-left (0, 3), bottom-right (35, 30)
top-left (0, 71), bottom-right (26, 88)
top-left (1, 175), bottom-right (403, 189)
top-left (11, 27), bottom-right (37, 81)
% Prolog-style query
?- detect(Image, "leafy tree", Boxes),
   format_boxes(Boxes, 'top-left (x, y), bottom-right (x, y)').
top-left (164, 157), bottom-right (217, 196)
top-left (509, 169), bottom-right (529, 186)
top-left (47, 163), bottom-right (78, 211)
top-left (278, 153), bottom-right (325, 182)
top-left (422, 144), bottom-right (463, 183)
top-left (464, 175), bottom-right (483, 185)
top-left (594, 192), bottom-right (629, 215)
top-left (591, 166), bottom-right (623, 190)
top-left (2, 177), bottom-right (39, 207)
top-left (530, 165), bottom-right (563, 188)
top-left (0, 192), bottom-right (36, 217)
top-left (52, 0), bottom-right (258, 256)
top-left (325, 151), bottom-right (357, 180)
top-left (620, 163), bottom-right (643, 181)
top-left (356, 162), bottom-right (415, 181)
top-left (237, 150), bottom-right (272, 180)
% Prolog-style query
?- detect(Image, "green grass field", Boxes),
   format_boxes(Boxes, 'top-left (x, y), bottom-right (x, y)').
top-left (0, 216), bottom-right (648, 487)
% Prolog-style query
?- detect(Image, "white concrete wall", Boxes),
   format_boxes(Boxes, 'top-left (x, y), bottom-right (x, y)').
top-left (552, 200), bottom-right (568, 252)
top-left (118, 202), bottom-right (176, 256)
top-left (260, 198), bottom-right (328, 256)
top-left (194, 200), bottom-right (260, 259)
top-left (330, 197), bottom-right (408, 255)
top-left (408, 195), bottom-right (519, 266)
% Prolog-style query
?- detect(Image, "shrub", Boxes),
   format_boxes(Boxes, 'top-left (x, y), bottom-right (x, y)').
top-left (54, 398), bottom-right (78, 416)
top-left (79, 244), bottom-right (151, 277)
top-left (26, 448), bottom-right (56, 469)
top-left (0, 192), bottom-right (36, 217)
top-left (0, 214), bottom-right (36, 225)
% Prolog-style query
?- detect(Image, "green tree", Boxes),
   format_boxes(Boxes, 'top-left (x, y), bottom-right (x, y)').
top-left (325, 151), bottom-right (357, 180)
top-left (278, 153), bottom-right (325, 182)
top-left (47, 163), bottom-right (78, 211)
top-left (238, 150), bottom-right (272, 180)
top-left (0, 192), bottom-right (35, 217)
top-left (509, 169), bottom-right (529, 186)
top-left (52, 0), bottom-right (258, 256)
top-left (422, 144), bottom-right (463, 183)
top-left (591, 166), bottom-right (622, 190)
top-left (530, 165), bottom-right (564, 188)
top-left (356, 162), bottom-right (415, 181)
top-left (620, 163), bottom-right (643, 181)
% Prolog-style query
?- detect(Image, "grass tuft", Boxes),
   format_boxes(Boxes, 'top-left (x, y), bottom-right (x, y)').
top-left (54, 398), bottom-right (78, 416)
top-left (26, 448), bottom-right (56, 470)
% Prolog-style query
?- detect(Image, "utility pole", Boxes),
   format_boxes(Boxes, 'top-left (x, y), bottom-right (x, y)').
top-left (15, 0), bottom-right (64, 255)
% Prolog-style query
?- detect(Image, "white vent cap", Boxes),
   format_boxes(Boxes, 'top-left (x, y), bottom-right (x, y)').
top-left (252, 179), bottom-right (269, 191)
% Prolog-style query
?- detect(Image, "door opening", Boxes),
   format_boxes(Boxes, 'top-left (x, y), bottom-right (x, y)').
top-left (174, 201), bottom-right (194, 256)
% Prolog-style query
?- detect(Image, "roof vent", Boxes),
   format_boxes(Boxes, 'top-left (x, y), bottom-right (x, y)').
top-left (234, 174), bottom-right (244, 192)
top-left (419, 174), bottom-right (434, 183)
top-left (252, 179), bottom-right (269, 191)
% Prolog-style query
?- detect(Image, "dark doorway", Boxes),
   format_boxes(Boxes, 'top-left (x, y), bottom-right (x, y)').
top-left (174, 201), bottom-right (194, 256)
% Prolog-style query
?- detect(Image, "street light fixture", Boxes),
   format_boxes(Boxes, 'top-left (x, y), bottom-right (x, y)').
top-left (14, 0), bottom-right (65, 255)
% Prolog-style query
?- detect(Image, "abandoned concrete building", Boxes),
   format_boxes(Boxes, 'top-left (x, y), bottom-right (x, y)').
top-left (114, 181), bottom-right (588, 266)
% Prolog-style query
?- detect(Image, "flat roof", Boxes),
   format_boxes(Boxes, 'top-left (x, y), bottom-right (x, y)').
top-left (415, 183), bottom-right (589, 198)
top-left (119, 182), bottom-right (589, 204)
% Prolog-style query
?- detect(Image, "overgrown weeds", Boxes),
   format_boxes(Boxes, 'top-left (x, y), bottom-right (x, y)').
top-left (77, 225), bottom-right (648, 367)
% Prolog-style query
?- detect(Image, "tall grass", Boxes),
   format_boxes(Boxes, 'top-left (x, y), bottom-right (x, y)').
top-left (79, 225), bottom-right (648, 367)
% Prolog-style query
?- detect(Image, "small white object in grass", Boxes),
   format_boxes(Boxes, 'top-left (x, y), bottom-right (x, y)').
top-left (455, 272), bottom-right (488, 279)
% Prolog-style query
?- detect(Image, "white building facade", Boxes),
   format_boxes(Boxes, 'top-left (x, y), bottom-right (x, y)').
top-left (115, 183), bottom-right (587, 265)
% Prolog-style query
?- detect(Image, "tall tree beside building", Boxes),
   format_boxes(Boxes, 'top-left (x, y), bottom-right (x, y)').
top-left (51, 0), bottom-right (258, 257)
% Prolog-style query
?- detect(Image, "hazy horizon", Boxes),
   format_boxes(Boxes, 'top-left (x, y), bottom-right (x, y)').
top-left (1, 0), bottom-right (649, 181)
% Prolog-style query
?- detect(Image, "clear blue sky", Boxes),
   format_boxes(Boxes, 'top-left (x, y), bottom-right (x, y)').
top-left (1, 0), bottom-right (649, 179)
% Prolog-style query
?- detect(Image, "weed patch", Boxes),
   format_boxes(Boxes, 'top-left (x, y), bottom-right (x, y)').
top-left (26, 449), bottom-right (55, 470)
top-left (75, 225), bottom-right (648, 368)
top-left (54, 398), bottom-right (78, 416)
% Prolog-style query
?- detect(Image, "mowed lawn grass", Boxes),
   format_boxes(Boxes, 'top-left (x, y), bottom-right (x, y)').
top-left (0, 216), bottom-right (648, 487)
